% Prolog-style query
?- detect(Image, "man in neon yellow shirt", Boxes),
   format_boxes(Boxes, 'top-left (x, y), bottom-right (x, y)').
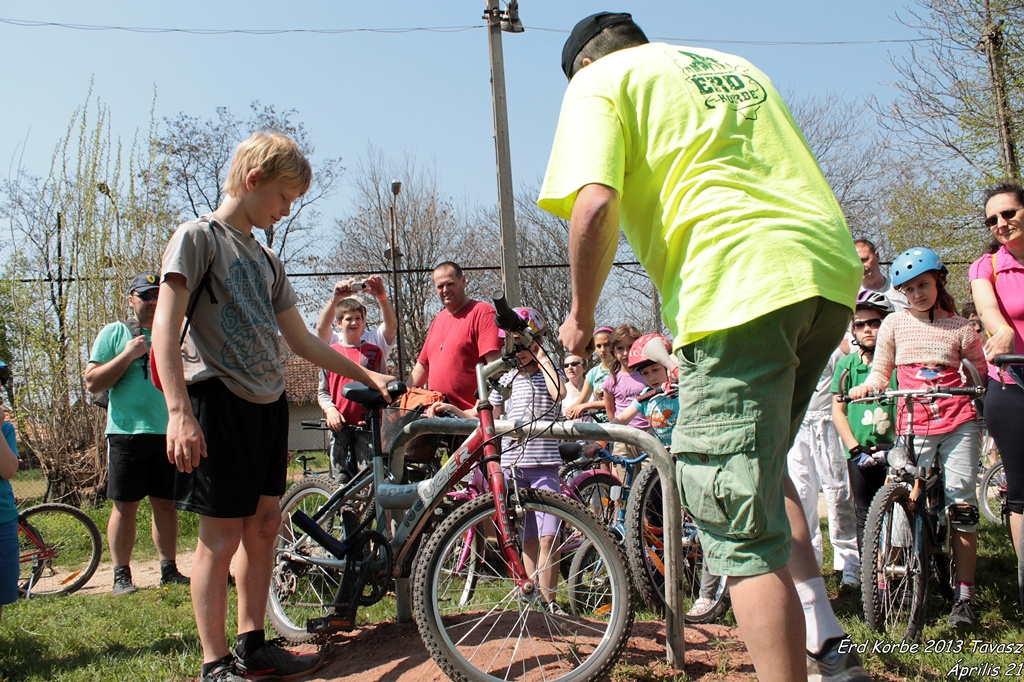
top-left (539, 13), bottom-right (863, 682)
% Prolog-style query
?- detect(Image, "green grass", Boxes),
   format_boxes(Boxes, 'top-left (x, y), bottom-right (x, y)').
top-left (2, 493), bottom-right (1021, 681)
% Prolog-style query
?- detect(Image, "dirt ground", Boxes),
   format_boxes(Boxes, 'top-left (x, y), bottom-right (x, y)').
top-left (84, 551), bottom-right (758, 681)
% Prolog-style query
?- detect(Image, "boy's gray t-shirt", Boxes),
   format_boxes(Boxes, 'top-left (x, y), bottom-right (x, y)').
top-left (161, 214), bottom-right (298, 404)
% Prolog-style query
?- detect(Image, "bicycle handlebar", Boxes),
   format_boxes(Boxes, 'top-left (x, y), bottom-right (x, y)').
top-left (994, 353), bottom-right (1024, 367)
top-left (301, 420), bottom-right (329, 429)
top-left (838, 384), bottom-right (985, 403)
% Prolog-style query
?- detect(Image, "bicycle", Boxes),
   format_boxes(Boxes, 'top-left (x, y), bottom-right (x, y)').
top-left (623, 463), bottom-right (729, 622)
top-left (267, 294), bottom-right (634, 682)
top-left (839, 369), bottom-right (985, 641)
top-left (18, 502), bottom-right (102, 597)
top-left (979, 459), bottom-right (1006, 526)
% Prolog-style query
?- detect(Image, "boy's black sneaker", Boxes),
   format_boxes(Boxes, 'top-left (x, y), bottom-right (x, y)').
top-left (234, 642), bottom-right (323, 680)
top-left (112, 565), bottom-right (138, 596)
top-left (201, 657), bottom-right (245, 682)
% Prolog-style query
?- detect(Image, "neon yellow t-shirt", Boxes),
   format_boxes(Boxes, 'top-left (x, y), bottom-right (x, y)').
top-left (538, 43), bottom-right (861, 347)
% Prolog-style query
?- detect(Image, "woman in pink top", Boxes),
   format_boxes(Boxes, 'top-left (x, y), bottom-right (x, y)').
top-left (970, 183), bottom-right (1024, 597)
top-left (849, 246), bottom-right (986, 629)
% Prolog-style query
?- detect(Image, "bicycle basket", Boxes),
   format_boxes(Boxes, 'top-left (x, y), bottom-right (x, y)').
top-left (381, 406), bottom-right (441, 464)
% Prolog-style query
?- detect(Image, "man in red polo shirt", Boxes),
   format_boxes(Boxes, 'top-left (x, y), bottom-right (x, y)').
top-left (409, 262), bottom-right (502, 409)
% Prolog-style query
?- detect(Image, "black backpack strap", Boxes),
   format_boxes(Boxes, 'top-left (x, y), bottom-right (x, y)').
top-left (179, 216), bottom-right (220, 346)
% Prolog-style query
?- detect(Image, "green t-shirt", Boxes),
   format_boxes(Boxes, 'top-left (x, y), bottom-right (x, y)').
top-left (88, 322), bottom-right (168, 435)
top-left (830, 351), bottom-right (897, 455)
top-left (538, 43), bottom-right (861, 347)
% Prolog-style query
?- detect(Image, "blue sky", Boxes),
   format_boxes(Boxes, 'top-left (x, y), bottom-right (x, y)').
top-left (0, 2), bottom-right (920, 217)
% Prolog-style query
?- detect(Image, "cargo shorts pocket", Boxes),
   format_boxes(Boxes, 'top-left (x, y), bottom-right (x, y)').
top-left (673, 418), bottom-right (764, 540)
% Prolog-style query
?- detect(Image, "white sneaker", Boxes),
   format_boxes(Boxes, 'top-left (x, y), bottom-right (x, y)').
top-left (841, 566), bottom-right (860, 589)
top-left (687, 597), bottom-right (714, 617)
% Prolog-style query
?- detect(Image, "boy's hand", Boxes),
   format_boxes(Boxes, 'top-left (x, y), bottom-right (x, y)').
top-left (333, 278), bottom-right (360, 298)
top-left (166, 412), bottom-right (207, 473)
top-left (366, 369), bottom-right (396, 401)
top-left (425, 401), bottom-right (454, 418)
top-left (847, 385), bottom-right (872, 400)
top-left (364, 275), bottom-right (387, 300)
top-left (325, 408), bottom-right (343, 431)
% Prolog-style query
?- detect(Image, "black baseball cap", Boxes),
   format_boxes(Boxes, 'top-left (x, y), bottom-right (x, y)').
top-left (127, 272), bottom-right (160, 294)
top-left (561, 12), bottom-right (634, 80)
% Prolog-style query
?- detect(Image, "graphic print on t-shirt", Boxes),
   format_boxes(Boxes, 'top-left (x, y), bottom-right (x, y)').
top-left (221, 256), bottom-right (279, 378)
top-left (673, 50), bottom-right (767, 117)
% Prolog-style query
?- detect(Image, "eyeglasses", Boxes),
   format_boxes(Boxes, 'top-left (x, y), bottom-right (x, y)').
top-left (852, 318), bottom-right (883, 331)
top-left (984, 206), bottom-right (1024, 228)
top-left (134, 290), bottom-right (159, 301)
top-left (563, 361), bottom-right (584, 369)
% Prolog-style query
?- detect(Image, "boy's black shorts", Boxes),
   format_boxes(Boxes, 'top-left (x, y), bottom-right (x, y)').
top-left (175, 378), bottom-right (289, 518)
top-left (106, 433), bottom-right (175, 502)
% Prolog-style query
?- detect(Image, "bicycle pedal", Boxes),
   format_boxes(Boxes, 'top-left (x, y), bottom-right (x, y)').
top-left (307, 616), bottom-right (355, 633)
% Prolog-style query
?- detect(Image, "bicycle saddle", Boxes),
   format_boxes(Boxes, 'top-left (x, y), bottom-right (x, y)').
top-left (341, 381), bottom-right (407, 410)
top-left (559, 441), bottom-right (584, 462)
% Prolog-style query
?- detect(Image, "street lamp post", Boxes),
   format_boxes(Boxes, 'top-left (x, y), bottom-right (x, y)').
top-left (387, 179), bottom-right (405, 375)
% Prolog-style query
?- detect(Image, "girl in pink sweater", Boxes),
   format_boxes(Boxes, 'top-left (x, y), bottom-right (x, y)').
top-left (849, 247), bottom-right (986, 629)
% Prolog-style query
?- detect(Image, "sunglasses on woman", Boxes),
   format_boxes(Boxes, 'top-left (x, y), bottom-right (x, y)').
top-left (984, 206), bottom-right (1024, 228)
top-left (563, 361), bottom-right (584, 369)
top-left (852, 318), bottom-right (882, 331)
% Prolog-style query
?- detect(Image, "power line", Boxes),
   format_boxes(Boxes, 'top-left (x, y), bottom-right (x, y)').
top-left (0, 17), bottom-right (932, 46)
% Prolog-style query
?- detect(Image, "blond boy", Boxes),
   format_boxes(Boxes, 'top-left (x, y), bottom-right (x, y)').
top-left (152, 131), bottom-right (392, 682)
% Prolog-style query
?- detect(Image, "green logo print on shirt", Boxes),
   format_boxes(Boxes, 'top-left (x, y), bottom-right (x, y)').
top-left (675, 51), bottom-right (767, 117)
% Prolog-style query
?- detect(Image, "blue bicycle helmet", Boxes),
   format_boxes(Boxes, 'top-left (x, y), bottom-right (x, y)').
top-left (891, 247), bottom-right (947, 287)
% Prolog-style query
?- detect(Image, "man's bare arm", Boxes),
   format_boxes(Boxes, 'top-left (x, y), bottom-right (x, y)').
top-left (83, 334), bottom-right (149, 393)
top-left (558, 184), bottom-right (621, 356)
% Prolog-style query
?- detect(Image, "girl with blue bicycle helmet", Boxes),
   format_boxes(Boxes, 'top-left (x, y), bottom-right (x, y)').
top-left (849, 246), bottom-right (988, 628)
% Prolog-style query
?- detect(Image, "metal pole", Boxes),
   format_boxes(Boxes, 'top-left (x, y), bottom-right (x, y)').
top-left (389, 180), bottom-right (406, 375)
top-left (485, 0), bottom-right (522, 307)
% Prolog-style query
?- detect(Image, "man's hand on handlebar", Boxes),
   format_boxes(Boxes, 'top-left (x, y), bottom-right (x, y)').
top-left (324, 407), bottom-right (344, 432)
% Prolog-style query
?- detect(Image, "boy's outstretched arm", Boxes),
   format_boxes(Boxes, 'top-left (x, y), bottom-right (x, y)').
top-left (364, 275), bottom-right (398, 345)
top-left (277, 306), bottom-right (394, 399)
top-left (609, 404), bottom-right (638, 426)
top-left (152, 274), bottom-right (208, 473)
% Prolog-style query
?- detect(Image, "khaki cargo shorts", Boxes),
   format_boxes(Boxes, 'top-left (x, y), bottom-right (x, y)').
top-left (672, 297), bottom-right (850, 577)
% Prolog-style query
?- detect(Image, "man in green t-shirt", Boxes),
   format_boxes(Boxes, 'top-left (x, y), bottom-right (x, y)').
top-left (85, 273), bottom-right (189, 594)
top-left (539, 13), bottom-right (864, 682)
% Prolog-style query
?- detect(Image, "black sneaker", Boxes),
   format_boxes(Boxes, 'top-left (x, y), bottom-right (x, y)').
top-left (160, 568), bottom-right (191, 586)
top-left (202, 658), bottom-right (245, 682)
top-left (948, 598), bottom-right (976, 628)
top-left (112, 566), bottom-right (138, 596)
top-left (234, 642), bottom-right (323, 680)
top-left (809, 637), bottom-right (872, 682)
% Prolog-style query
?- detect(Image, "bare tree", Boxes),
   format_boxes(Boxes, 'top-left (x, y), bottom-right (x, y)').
top-left (320, 147), bottom-right (481, 376)
top-left (155, 101), bottom-right (344, 263)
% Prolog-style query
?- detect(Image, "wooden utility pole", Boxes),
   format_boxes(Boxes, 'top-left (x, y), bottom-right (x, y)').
top-left (485, 0), bottom-right (522, 306)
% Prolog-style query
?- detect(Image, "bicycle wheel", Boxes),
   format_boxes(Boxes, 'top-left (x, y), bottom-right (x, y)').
top-left (18, 503), bottom-right (102, 597)
top-left (979, 461), bottom-right (1006, 526)
top-left (267, 476), bottom-right (357, 643)
top-left (623, 464), bottom-right (728, 622)
top-left (570, 471), bottom-right (620, 528)
top-left (412, 489), bottom-right (634, 682)
top-left (861, 480), bottom-right (927, 641)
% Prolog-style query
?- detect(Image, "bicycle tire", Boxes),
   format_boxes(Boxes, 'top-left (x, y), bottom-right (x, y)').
top-left (267, 476), bottom-right (355, 643)
top-left (623, 464), bottom-right (728, 622)
top-left (979, 461), bottom-right (1006, 526)
top-left (569, 471), bottom-right (620, 528)
top-left (861, 480), bottom-right (927, 641)
top-left (412, 489), bottom-right (634, 682)
top-left (18, 503), bottom-right (102, 597)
